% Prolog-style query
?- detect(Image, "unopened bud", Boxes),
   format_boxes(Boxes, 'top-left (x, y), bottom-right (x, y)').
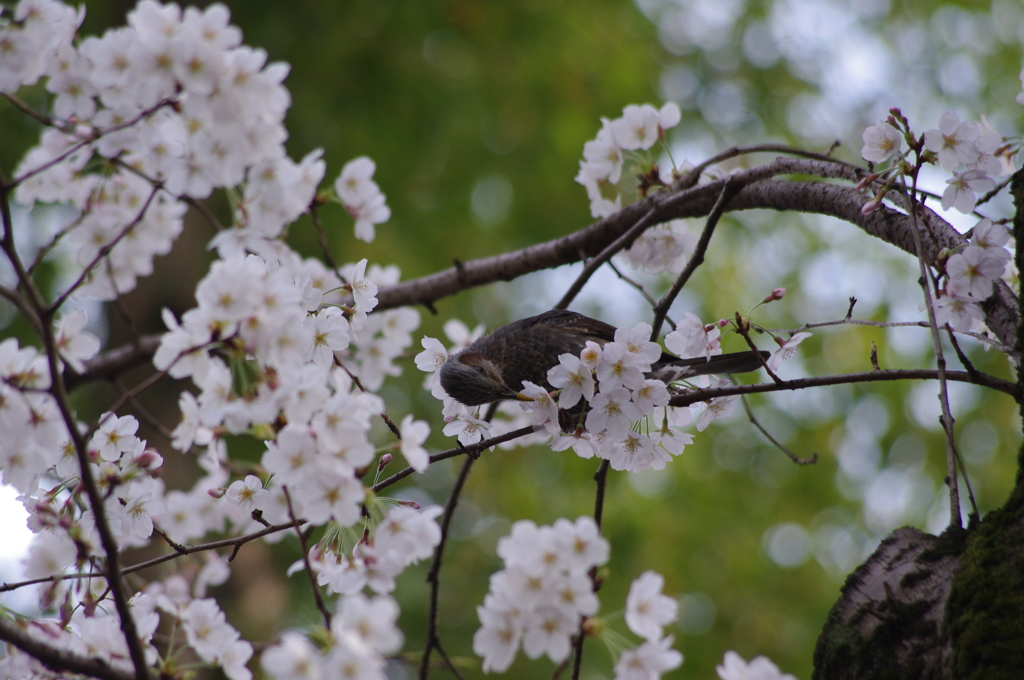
top-left (855, 173), bottom-right (880, 191)
top-left (861, 194), bottom-right (883, 215)
top-left (378, 453), bottom-right (393, 471)
top-left (763, 288), bottom-right (786, 303)
top-left (135, 449), bottom-right (159, 470)
top-left (208, 487), bottom-right (227, 499)
top-left (734, 312), bottom-right (750, 333)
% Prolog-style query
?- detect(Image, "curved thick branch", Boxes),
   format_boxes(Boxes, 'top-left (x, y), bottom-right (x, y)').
top-left (68, 156), bottom-right (1019, 388)
top-left (0, 617), bottom-right (136, 680)
top-left (373, 158), bottom-right (1016, 354)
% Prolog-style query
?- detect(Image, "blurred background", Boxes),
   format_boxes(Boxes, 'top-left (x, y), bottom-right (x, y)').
top-left (1, 0), bottom-right (1022, 678)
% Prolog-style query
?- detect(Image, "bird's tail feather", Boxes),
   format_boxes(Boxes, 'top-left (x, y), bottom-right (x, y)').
top-left (651, 350), bottom-right (769, 382)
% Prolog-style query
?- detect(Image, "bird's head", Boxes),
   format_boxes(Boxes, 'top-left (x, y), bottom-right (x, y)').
top-left (439, 351), bottom-right (532, 406)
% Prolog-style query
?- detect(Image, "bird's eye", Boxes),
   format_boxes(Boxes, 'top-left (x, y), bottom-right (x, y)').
top-left (471, 365), bottom-right (486, 374)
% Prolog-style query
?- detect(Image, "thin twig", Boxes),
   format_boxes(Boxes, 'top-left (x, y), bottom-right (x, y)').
top-left (0, 520), bottom-right (305, 593)
top-left (49, 184), bottom-right (162, 314)
top-left (766, 317), bottom-right (1012, 354)
top-left (667, 368), bottom-right (1015, 408)
top-left (7, 99), bottom-right (173, 189)
top-left (432, 639), bottom-right (467, 680)
top-left (650, 178), bottom-right (739, 340)
top-left (113, 377), bottom-right (177, 444)
top-left (735, 312), bottom-right (781, 384)
top-left (419, 454), bottom-right (475, 680)
top-left (311, 203), bottom-right (343, 276)
top-left (0, 181), bottom-right (152, 680)
top-left (555, 205), bottom-right (659, 310)
top-left (283, 487), bottom-right (332, 630)
top-left (739, 394), bottom-right (817, 465)
top-left (568, 459), bottom-right (611, 680)
top-left (335, 358), bottom-right (402, 438)
top-left (0, 283), bottom-right (43, 335)
top-left (372, 426), bottom-right (533, 494)
top-left (0, 92), bottom-right (64, 129)
top-left (606, 259), bottom-right (665, 314)
top-left (900, 166), bottom-right (962, 529)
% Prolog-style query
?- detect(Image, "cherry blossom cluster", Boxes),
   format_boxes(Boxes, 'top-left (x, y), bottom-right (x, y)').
top-left (335, 156), bottom-right (391, 243)
top-left (6, 437), bottom-right (257, 680)
top-left (932, 218), bottom-right (1013, 332)
top-left (715, 650), bottom-right (798, 680)
top-left (535, 321), bottom-right (694, 473)
top-left (860, 109), bottom-right (1016, 216)
top-left (259, 506), bottom-right (442, 680)
top-left (472, 517), bottom-right (685, 679)
top-left (0, 332), bottom-right (73, 495)
top-left (575, 103), bottom-right (682, 218)
top-left (859, 109), bottom-right (1019, 334)
top-left (0, 5), bottom-right (435, 679)
top-left (1, 592), bottom-right (153, 679)
top-left (8, 0), bottom-right (391, 302)
top-left (261, 593), bottom-right (403, 680)
top-left (312, 504), bottom-right (443, 596)
top-left (472, 516), bottom-right (610, 672)
top-left (612, 571), bottom-right (684, 680)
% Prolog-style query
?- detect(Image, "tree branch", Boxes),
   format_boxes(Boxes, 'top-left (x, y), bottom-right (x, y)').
top-left (0, 617), bottom-right (137, 680)
top-left (667, 368), bottom-right (1014, 409)
top-left (419, 454), bottom-right (475, 680)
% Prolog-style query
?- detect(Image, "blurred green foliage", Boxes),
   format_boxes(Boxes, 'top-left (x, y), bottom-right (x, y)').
top-left (2, 0), bottom-right (1022, 678)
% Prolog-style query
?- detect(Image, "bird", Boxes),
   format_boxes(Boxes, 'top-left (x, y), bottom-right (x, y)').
top-left (439, 309), bottom-right (768, 407)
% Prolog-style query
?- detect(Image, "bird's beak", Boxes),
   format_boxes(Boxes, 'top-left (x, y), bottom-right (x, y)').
top-left (503, 385), bottom-right (533, 401)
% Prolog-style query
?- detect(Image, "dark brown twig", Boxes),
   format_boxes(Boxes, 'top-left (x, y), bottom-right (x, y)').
top-left (283, 487), bottom-right (332, 630)
top-left (371, 426), bottom-right (533, 494)
top-left (0, 180), bottom-right (152, 680)
top-left (667, 368), bottom-right (1013, 408)
top-left (49, 184), bottom-right (162, 314)
top-left (555, 205), bottom-right (659, 310)
top-left (419, 454), bottom-right (475, 680)
top-left (649, 177), bottom-right (739, 341)
top-left (739, 395), bottom-right (817, 465)
top-left (0, 519), bottom-right (305, 593)
top-left (567, 459), bottom-right (611, 680)
top-left (899, 167), bottom-right (961, 529)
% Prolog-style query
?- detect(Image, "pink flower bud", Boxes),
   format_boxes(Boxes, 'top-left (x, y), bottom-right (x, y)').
top-left (763, 287), bottom-right (786, 303)
top-left (861, 195), bottom-right (883, 214)
top-left (855, 173), bottom-right (880, 190)
top-left (378, 453), bottom-right (393, 471)
top-left (135, 449), bottom-right (159, 470)
top-left (208, 487), bottom-right (226, 499)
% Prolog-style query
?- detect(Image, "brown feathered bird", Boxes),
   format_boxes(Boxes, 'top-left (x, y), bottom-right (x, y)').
top-left (439, 309), bottom-right (767, 406)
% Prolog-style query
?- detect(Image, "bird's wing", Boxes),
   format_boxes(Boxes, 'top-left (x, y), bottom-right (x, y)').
top-left (527, 309), bottom-right (617, 343)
